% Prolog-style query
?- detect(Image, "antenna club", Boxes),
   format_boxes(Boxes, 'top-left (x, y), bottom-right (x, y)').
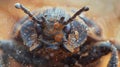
top-left (83, 6), bottom-right (89, 11)
top-left (15, 3), bottom-right (21, 9)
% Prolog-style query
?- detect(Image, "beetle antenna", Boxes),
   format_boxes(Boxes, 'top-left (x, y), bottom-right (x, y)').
top-left (63, 6), bottom-right (89, 25)
top-left (14, 3), bottom-right (42, 24)
top-left (59, 17), bottom-right (65, 23)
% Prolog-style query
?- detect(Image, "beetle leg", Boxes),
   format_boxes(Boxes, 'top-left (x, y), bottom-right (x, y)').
top-left (78, 41), bottom-right (118, 67)
top-left (0, 40), bottom-right (49, 67)
top-left (0, 40), bottom-right (14, 67)
top-left (0, 53), bottom-right (8, 67)
top-left (0, 40), bottom-right (32, 65)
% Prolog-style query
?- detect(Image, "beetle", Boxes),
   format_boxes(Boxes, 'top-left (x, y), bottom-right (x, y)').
top-left (0, 3), bottom-right (119, 67)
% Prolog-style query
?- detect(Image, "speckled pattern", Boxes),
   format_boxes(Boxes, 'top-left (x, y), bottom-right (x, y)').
top-left (0, 0), bottom-right (120, 67)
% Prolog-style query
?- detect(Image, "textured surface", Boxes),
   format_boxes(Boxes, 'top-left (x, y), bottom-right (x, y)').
top-left (0, 0), bottom-right (120, 67)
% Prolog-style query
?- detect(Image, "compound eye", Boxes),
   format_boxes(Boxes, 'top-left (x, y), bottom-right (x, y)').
top-left (63, 24), bottom-right (71, 33)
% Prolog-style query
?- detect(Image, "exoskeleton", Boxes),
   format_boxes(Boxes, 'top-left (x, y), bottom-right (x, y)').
top-left (0, 3), bottom-right (119, 67)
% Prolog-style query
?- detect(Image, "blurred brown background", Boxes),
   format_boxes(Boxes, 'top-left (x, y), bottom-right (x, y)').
top-left (0, 0), bottom-right (120, 67)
